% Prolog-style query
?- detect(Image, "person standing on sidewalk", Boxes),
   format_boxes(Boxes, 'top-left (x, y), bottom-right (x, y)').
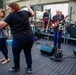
top-left (0, 2), bottom-right (34, 74)
top-left (0, 8), bottom-right (10, 64)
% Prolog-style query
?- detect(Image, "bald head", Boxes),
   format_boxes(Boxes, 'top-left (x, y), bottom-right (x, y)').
top-left (56, 10), bottom-right (60, 15)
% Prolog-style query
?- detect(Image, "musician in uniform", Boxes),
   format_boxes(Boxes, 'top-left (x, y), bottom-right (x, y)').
top-left (52, 10), bottom-right (64, 50)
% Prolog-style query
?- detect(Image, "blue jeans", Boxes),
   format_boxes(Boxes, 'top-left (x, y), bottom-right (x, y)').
top-left (12, 35), bottom-right (34, 68)
top-left (54, 31), bottom-right (62, 49)
top-left (0, 38), bottom-right (8, 59)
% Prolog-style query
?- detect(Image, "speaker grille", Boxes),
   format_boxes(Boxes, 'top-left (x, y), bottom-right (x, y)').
top-left (40, 45), bottom-right (55, 56)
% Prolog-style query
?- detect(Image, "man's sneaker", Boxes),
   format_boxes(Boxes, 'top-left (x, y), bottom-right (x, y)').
top-left (8, 67), bottom-right (20, 72)
top-left (53, 47), bottom-right (57, 51)
top-left (26, 68), bottom-right (32, 74)
top-left (58, 48), bottom-right (62, 52)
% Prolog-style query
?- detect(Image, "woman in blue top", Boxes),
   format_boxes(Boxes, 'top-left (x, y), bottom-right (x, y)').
top-left (0, 2), bottom-right (34, 74)
top-left (0, 8), bottom-right (10, 64)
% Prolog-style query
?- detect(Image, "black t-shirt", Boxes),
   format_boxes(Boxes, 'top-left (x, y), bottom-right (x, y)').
top-left (53, 14), bottom-right (64, 32)
top-left (4, 10), bottom-right (33, 38)
top-left (53, 15), bottom-right (59, 32)
top-left (43, 12), bottom-right (49, 19)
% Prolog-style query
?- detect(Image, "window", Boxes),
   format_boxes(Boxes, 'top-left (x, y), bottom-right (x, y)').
top-left (44, 3), bottom-right (69, 17)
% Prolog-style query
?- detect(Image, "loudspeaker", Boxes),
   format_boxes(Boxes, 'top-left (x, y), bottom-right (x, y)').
top-left (70, 26), bottom-right (76, 38)
top-left (40, 45), bottom-right (55, 56)
top-left (73, 47), bottom-right (76, 55)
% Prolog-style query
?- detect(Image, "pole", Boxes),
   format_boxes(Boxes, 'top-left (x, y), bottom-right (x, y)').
top-left (69, 0), bottom-right (72, 22)
top-left (3, 0), bottom-right (7, 11)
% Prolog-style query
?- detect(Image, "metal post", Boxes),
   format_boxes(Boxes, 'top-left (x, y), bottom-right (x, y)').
top-left (70, 7), bottom-right (72, 22)
top-left (69, 0), bottom-right (72, 22)
top-left (3, 0), bottom-right (7, 11)
top-left (34, 5), bottom-right (37, 21)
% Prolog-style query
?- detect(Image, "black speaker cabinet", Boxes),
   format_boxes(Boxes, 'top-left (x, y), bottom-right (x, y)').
top-left (40, 45), bottom-right (55, 56)
top-left (73, 47), bottom-right (76, 55)
top-left (70, 26), bottom-right (76, 38)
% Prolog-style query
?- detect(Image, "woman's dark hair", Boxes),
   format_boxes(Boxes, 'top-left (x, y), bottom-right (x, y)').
top-left (8, 2), bottom-right (21, 12)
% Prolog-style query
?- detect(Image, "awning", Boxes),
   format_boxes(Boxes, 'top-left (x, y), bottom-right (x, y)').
top-left (6, 0), bottom-right (70, 7)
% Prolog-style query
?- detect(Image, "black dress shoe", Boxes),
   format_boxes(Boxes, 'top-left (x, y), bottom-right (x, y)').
top-left (8, 67), bottom-right (20, 72)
